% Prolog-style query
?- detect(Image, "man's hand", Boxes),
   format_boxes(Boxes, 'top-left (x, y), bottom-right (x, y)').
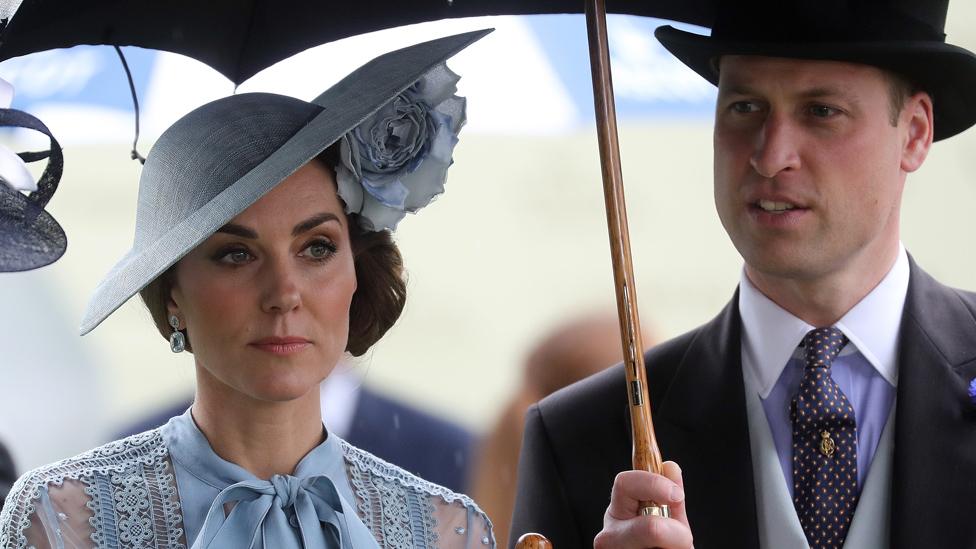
top-left (593, 461), bottom-right (693, 549)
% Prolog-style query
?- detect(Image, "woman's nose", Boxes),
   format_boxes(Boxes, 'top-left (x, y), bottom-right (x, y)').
top-left (260, 259), bottom-right (302, 314)
top-left (749, 113), bottom-right (801, 178)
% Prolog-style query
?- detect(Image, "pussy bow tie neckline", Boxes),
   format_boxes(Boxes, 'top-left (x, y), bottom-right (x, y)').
top-left (191, 473), bottom-right (350, 549)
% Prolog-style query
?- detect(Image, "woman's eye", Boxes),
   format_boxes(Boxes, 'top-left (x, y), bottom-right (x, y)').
top-left (300, 240), bottom-right (337, 261)
top-left (217, 248), bottom-right (253, 265)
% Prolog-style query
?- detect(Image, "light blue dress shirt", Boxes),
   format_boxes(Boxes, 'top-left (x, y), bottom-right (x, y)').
top-left (739, 246), bottom-right (907, 497)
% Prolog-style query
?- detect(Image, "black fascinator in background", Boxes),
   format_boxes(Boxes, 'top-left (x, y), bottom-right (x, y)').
top-left (0, 107), bottom-right (65, 272)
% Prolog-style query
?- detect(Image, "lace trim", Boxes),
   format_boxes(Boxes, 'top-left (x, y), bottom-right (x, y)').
top-left (0, 429), bottom-right (185, 549)
top-left (341, 440), bottom-right (492, 548)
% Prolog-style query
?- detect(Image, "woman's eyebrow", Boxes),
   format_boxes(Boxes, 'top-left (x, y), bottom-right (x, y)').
top-left (292, 212), bottom-right (341, 236)
top-left (216, 223), bottom-right (258, 239)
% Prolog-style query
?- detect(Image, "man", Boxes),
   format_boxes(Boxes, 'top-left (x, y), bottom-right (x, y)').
top-left (511, 1), bottom-right (976, 548)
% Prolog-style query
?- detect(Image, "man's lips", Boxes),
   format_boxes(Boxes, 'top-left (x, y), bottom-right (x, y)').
top-left (747, 199), bottom-right (810, 228)
top-left (746, 192), bottom-right (810, 212)
top-left (248, 337), bottom-right (311, 355)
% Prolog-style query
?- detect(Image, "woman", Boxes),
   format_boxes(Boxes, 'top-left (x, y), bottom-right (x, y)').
top-left (0, 31), bottom-right (493, 548)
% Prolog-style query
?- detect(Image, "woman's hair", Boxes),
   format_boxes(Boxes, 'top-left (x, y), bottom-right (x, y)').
top-left (139, 144), bottom-right (407, 357)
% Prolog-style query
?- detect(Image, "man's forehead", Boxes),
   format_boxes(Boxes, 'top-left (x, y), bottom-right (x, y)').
top-left (716, 55), bottom-right (888, 94)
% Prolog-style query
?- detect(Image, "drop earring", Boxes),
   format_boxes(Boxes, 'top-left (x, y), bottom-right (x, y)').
top-left (169, 314), bottom-right (186, 353)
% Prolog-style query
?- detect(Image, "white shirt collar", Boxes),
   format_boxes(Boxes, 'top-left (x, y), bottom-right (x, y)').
top-left (739, 245), bottom-right (908, 397)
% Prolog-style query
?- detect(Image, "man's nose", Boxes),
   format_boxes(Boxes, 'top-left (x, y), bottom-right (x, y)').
top-left (260, 258), bottom-right (302, 314)
top-left (749, 113), bottom-right (801, 178)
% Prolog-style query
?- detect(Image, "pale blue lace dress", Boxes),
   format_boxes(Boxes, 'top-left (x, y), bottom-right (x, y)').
top-left (0, 411), bottom-right (493, 548)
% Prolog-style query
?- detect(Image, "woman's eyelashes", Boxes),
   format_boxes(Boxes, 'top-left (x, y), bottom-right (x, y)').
top-left (213, 245), bottom-right (254, 266)
top-left (210, 238), bottom-right (338, 266)
top-left (299, 238), bottom-right (338, 262)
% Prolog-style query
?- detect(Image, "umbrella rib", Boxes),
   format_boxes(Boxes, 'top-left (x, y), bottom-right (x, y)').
top-left (113, 46), bottom-right (146, 164)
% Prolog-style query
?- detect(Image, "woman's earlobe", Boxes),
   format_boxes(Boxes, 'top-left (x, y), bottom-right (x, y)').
top-left (166, 283), bottom-right (182, 318)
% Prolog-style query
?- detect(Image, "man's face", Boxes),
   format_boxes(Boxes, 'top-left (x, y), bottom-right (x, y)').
top-left (713, 55), bottom-right (921, 285)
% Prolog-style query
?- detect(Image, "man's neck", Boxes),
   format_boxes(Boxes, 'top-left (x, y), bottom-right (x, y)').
top-left (744, 245), bottom-right (901, 327)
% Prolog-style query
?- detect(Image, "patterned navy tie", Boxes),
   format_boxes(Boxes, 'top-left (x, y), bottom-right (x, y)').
top-left (791, 327), bottom-right (858, 549)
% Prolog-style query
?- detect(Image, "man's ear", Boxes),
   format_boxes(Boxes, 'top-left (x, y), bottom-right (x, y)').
top-left (901, 91), bottom-right (934, 173)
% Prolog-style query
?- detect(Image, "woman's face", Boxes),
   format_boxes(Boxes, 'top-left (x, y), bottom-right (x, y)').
top-left (169, 160), bottom-right (357, 404)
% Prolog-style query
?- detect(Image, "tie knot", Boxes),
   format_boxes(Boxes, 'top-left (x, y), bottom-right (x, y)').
top-left (270, 474), bottom-right (302, 509)
top-left (803, 327), bottom-right (847, 370)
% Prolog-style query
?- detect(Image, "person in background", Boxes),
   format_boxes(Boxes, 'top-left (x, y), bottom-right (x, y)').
top-left (0, 443), bottom-right (14, 510)
top-left (511, 1), bottom-right (976, 548)
top-left (470, 314), bottom-right (653, 544)
top-left (0, 77), bottom-right (65, 511)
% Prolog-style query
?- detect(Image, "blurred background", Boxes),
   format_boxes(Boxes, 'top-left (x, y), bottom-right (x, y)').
top-left (1, 5), bottom-right (975, 531)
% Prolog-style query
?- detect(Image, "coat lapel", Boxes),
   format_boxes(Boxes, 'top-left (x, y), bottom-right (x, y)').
top-left (891, 262), bottom-right (976, 548)
top-left (650, 292), bottom-right (760, 548)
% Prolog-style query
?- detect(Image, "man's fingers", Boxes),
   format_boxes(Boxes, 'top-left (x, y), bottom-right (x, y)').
top-left (661, 461), bottom-right (690, 525)
top-left (625, 515), bottom-right (694, 549)
top-left (598, 465), bottom-right (694, 549)
top-left (595, 515), bottom-right (694, 549)
top-left (606, 469), bottom-right (685, 520)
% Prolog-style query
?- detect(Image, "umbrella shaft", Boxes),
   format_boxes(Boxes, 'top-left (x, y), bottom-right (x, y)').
top-left (584, 0), bottom-right (665, 483)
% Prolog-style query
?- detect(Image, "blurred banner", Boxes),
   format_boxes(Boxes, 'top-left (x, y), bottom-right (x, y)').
top-left (1, 15), bottom-right (714, 144)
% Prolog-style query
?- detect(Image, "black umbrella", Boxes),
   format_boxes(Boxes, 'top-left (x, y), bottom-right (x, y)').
top-left (0, 0), bottom-right (719, 533)
top-left (0, 1), bottom-right (714, 85)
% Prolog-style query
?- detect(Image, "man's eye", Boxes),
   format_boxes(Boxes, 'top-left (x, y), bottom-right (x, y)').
top-left (809, 105), bottom-right (839, 118)
top-left (731, 101), bottom-right (760, 114)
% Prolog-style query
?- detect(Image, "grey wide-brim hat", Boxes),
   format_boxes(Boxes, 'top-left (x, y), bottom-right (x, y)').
top-left (81, 29), bottom-right (489, 335)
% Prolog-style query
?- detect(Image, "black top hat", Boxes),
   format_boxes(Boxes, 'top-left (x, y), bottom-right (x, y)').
top-left (0, 109), bottom-right (65, 272)
top-left (656, 0), bottom-right (976, 141)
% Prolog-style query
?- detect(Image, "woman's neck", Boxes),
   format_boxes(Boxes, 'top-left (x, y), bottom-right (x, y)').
top-left (191, 372), bottom-right (325, 479)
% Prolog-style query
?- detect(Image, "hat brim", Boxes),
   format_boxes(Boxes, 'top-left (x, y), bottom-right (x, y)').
top-left (80, 28), bottom-right (491, 335)
top-left (0, 187), bottom-right (66, 272)
top-left (655, 25), bottom-right (976, 141)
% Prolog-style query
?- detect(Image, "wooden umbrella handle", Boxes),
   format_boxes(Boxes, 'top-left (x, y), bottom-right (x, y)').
top-left (515, 533), bottom-right (553, 549)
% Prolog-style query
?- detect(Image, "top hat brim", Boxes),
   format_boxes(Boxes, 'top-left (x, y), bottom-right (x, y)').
top-left (655, 25), bottom-right (976, 141)
top-left (80, 29), bottom-right (491, 335)
top-left (0, 188), bottom-right (66, 272)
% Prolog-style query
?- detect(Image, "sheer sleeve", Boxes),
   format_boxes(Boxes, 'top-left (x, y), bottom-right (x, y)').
top-left (340, 439), bottom-right (495, 548)
top-left (431, 496), bottom-right (495, 548)
top-left (1, 477), bottom-right (94, 549)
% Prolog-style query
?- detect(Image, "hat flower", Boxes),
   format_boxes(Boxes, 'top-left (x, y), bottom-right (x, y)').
top-left (336, 63), bottom-right (465, 231)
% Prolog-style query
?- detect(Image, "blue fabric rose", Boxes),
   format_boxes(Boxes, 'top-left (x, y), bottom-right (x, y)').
top-left (336, 63), bottom-right (465, 231)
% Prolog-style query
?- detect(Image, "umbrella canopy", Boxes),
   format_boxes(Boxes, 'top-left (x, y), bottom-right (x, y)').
top-left (0, 0), bottom-right (714, 85)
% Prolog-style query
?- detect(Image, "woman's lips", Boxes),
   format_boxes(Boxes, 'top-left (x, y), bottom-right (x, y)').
top-left (248, 337), bottom-right (311, 355)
